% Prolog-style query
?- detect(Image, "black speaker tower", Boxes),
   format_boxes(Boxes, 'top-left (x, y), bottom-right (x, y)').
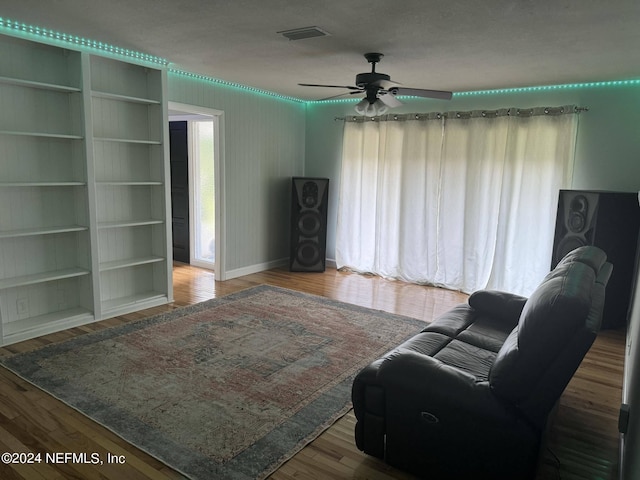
top-left (552, 190), bottom-right (640, 329)
top-left (290, 177), bottom-right (329, 272)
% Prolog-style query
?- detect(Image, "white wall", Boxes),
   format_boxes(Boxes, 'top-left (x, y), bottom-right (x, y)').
top-left (168, 73), bottom-right (306, 277)
top-left (304, 84), bottom-right (640, 262)
top-left (623, 255), bottom-right (640, 479)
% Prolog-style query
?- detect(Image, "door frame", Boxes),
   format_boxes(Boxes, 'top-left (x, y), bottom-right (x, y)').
top-left (168, 101), bottom-right (226, 281)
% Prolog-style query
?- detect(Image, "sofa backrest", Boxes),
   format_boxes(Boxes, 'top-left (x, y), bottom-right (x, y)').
top-left (488, 246), bottom-right (611, 427)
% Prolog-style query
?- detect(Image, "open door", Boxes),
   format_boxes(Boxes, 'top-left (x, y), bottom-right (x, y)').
top-left (168, 102), bottom-right (225, 280)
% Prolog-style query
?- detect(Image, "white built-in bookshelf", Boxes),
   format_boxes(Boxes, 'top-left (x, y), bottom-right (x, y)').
top-left (0, 34), bottom-right (172, 345)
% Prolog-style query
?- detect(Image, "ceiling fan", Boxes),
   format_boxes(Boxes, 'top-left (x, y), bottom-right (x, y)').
top-left (299, 53), bottom-right (452, 116)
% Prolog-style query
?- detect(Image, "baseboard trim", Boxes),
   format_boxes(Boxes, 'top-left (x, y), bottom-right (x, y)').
top-left (224, 257), bottom-right (289, 280)
top-left (223, 257), bottom-right (336, 280)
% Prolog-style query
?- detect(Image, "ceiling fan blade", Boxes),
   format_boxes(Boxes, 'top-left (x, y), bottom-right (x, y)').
top-left (298, 83), bottom-right (362, 90)
top-left (378, 92), bottom-right (403, 108)
top-left (390, 87), bottom-right (453, 100)
top-left (318, 91), bottom-right (362, 101)
top-left (370, 79), bottom-right (401, 90)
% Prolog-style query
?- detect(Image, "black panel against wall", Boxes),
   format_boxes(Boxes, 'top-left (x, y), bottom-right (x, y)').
top-left (290, 177), bottom-right (329, 272)
top-left (169, 121), bottom-right (190, 264)
top-left (552, 190), bottom-right (640, 329)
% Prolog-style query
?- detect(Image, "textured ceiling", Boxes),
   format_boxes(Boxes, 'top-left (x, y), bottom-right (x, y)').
top-left (1, 0), bottom-right (639, 100)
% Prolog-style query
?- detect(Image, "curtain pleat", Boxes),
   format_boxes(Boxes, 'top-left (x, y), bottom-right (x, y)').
top-left (336, 109), bottom-right (578, 295)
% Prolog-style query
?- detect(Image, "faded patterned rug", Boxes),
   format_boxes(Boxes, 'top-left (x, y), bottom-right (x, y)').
top-left (1, 285), bottom-right (427, 480)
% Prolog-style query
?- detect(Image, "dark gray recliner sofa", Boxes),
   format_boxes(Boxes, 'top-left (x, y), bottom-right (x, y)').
top-left (352, 246), bottom-right (612, 479)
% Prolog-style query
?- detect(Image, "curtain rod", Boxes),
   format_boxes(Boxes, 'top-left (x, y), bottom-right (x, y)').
top-left (334, 105), bottom-right (589, 121)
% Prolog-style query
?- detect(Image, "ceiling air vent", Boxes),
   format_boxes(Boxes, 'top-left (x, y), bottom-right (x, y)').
top-left (278, 26), bottom-right (330, 41)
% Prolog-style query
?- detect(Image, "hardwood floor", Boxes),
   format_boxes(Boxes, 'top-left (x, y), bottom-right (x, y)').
top-left (0, 263), bottom-right (624, 479)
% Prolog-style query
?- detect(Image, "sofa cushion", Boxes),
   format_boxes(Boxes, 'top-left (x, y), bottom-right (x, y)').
top-left (408, 296), bottom-right (521, 381)
top-left (397, 332), bottom-right (451, 357)
top-left (457, 315), bottom-right (514, 352)
top-left (392, 305), bottom-right (505, 382)
top-left (433, 339), bottom-right (497, 381)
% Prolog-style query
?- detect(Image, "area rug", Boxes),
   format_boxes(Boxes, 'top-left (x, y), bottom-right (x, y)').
top-left (1, 285), bottom-right (429, 480)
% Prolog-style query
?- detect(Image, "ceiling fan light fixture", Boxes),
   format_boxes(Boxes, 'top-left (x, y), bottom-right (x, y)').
top-left (373, 99), bottom-right (388, 116)
top-left (354, 98), bottom-right (369, 115)
top-left (354, 98), bottom-right (388, 117)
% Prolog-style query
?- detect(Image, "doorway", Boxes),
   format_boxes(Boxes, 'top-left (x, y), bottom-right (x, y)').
top-left (168, 102), bottom-right (225, 280)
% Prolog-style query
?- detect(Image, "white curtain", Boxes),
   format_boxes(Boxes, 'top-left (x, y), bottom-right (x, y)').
top-left (336, 107), bottom-right (578, 296)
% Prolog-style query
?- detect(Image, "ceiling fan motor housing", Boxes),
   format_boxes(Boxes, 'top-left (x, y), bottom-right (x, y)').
top-left (355, 72), bottom-right (390, 88)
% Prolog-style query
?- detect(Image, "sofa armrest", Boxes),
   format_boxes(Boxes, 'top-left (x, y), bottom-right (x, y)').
top-left (351, 348), bottom-right (499, 458)
top-left (368, 349), bottom-right (541, 479)
top-left (468, 290), bottom-right (527, 326)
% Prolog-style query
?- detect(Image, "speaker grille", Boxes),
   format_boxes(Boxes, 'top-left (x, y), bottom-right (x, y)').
top-left (290, 177), bottom-right (329, 272)
top-left (568, 194), bottom-right (589, 232)
top-left (298, 211), bottom-right (322, 237)
top-left (553, 191), bottom-right (599, 266)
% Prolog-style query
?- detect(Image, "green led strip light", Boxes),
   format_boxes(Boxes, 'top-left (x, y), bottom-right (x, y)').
top-left (311, 78), bottom-right (640, 104)
top-left (455, 79), bottom-right (640, 96)
top-left (168, 69), bottom-right (305, 104)
top-left (0, 16), bottom-right (301, 102)
top-left (0, 17), bottom-right (168, 66)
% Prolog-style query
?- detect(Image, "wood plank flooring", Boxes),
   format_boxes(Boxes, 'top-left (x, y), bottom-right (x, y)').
top-left (0, 263), bottom-right (625, 479)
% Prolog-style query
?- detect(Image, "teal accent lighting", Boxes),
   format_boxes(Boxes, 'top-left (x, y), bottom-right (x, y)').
top-left (310, 78), bottom-right (640, 104)
top-left (0, 16), bottom-right (168, 66)
top-left (168, 69), bottom-right (305, 104)
top-left (310, 97), bottom-right (360, 104)
top-left (454, 79), bottom-right (640, 97)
